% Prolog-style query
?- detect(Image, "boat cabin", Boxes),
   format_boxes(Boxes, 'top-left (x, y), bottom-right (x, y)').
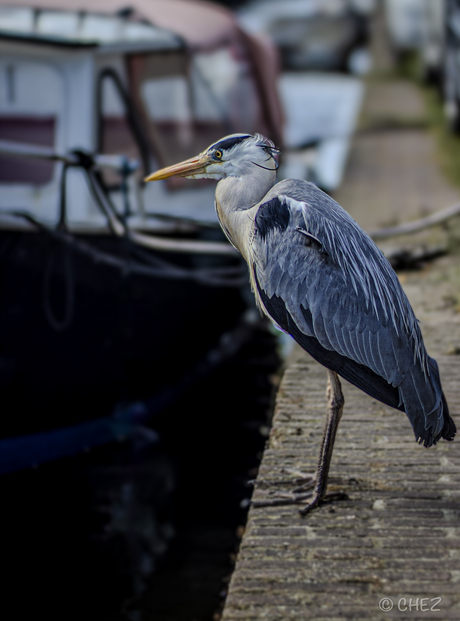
top-left (0, 3), bottom-right (279, 234)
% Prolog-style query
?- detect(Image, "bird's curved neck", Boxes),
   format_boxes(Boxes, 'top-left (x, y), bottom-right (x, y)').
top-left (216, 166), bottom-right (275, 211)
top-left (215, 168), bottom-right (276, 259)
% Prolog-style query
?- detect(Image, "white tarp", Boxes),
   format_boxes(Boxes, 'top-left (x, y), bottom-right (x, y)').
top-left (279, 72), bottom-right (364, 191)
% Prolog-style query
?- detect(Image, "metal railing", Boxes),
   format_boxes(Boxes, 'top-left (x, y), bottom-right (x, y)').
top-left (0, 139), bottom-right (246, 288)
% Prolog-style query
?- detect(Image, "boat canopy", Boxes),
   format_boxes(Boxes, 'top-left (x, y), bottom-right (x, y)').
top-left (0, 0), bottom-right (283, 144)
top-left (1, 0), bottom-right (265, 51)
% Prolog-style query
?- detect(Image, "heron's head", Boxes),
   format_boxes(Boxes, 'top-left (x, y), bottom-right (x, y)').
top-left (144, 133), bottom-right (280, 183)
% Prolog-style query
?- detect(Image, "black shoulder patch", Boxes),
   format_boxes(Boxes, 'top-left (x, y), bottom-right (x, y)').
top-left (212, 135), bottom-right (251, 152)
top-left (255, 198), bottom-right (290, 241)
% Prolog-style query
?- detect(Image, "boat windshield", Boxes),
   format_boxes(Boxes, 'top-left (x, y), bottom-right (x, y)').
top-left (128, 44), bottom-right (263, 170)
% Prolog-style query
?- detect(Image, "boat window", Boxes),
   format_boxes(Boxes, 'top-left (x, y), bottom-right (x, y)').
top-left (0, 61), bottom-right (61, 184)
top-left (98, 71), bottom-right (145, 188)
top-left (192, 45), bottom-right (262, 143)
top-left (128, 44), bottom-right (263, 170)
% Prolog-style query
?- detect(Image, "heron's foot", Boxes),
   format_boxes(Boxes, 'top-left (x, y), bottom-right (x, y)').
top-left (251, 479), bottom-right (350, 510)
top-left (251, 489), bottom-right (348, 510)
top-left (299, 490), bottom-right (348, 516)
top-left (247, 469), bottom-right (316, 491)
top-left (251, 490), bottom-right (314, 508)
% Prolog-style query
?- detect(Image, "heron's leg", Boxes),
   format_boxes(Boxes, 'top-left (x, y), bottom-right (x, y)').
top-left (251, 370), bottom-right (348, 512)
top-left (299, 369), bottom-right (345, 515)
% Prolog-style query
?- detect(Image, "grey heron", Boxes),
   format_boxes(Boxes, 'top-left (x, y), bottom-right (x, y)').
top-left (145, 133), bottom-right (456, 514)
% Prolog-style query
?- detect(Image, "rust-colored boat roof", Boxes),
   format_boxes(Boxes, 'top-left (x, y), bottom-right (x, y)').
top-left (1, 0), bottom-right (247, 51)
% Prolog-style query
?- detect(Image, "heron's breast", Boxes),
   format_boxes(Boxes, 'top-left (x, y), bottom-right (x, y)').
top-left (215, 199), bottom-right (239, 252)
top-left (215, 199), bottom-right (258, 263)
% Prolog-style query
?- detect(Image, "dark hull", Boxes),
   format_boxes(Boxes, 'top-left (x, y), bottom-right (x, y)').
top-left (0, 230), bottom-right (248, 441)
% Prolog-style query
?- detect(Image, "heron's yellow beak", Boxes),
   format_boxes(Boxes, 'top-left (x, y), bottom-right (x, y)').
top-left (144, 153), bottom-right (212, 182)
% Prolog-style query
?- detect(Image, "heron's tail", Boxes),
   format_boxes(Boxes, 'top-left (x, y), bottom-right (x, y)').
top-left (399, 357), bottom-right (456, 447)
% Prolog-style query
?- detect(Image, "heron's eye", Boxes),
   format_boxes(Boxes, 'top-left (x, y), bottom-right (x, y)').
top-left (214, 150), bottom-right (223, 160)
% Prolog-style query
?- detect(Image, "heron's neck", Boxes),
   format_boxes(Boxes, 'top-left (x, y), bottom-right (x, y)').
top-left (216, 166), bottom-right (275, 211)
top-left (215, 168), bottom-right (276, 259)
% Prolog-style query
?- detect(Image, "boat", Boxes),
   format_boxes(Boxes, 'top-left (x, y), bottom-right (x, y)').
top-left (0, 3), bottom-right (285, 613)
top-left (0, 0), bottom-right (283, 466)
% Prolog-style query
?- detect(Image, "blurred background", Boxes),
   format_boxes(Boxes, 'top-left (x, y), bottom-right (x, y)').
top-left (0, 1), bottom-right (459, 620)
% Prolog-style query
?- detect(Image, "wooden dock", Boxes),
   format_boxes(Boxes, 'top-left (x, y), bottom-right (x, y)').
top-left (222, 355), bottom-right (460, 620)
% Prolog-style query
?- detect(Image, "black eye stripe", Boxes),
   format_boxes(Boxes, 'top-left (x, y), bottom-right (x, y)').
top-left (212, 135), bottom-right (252, 152)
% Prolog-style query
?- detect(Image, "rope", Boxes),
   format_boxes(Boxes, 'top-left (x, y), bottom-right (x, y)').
top-left (42, 243), bottom-right (75, 332)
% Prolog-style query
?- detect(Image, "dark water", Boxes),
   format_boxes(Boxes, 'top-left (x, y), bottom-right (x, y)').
top-left (1, 321), bottom-right (279, 621)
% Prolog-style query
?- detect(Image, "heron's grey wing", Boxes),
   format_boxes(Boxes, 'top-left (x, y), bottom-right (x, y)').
top-left (252, 193), bottom-right (422, 386)
top-left (251, 189), bottom-right (449, 445)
